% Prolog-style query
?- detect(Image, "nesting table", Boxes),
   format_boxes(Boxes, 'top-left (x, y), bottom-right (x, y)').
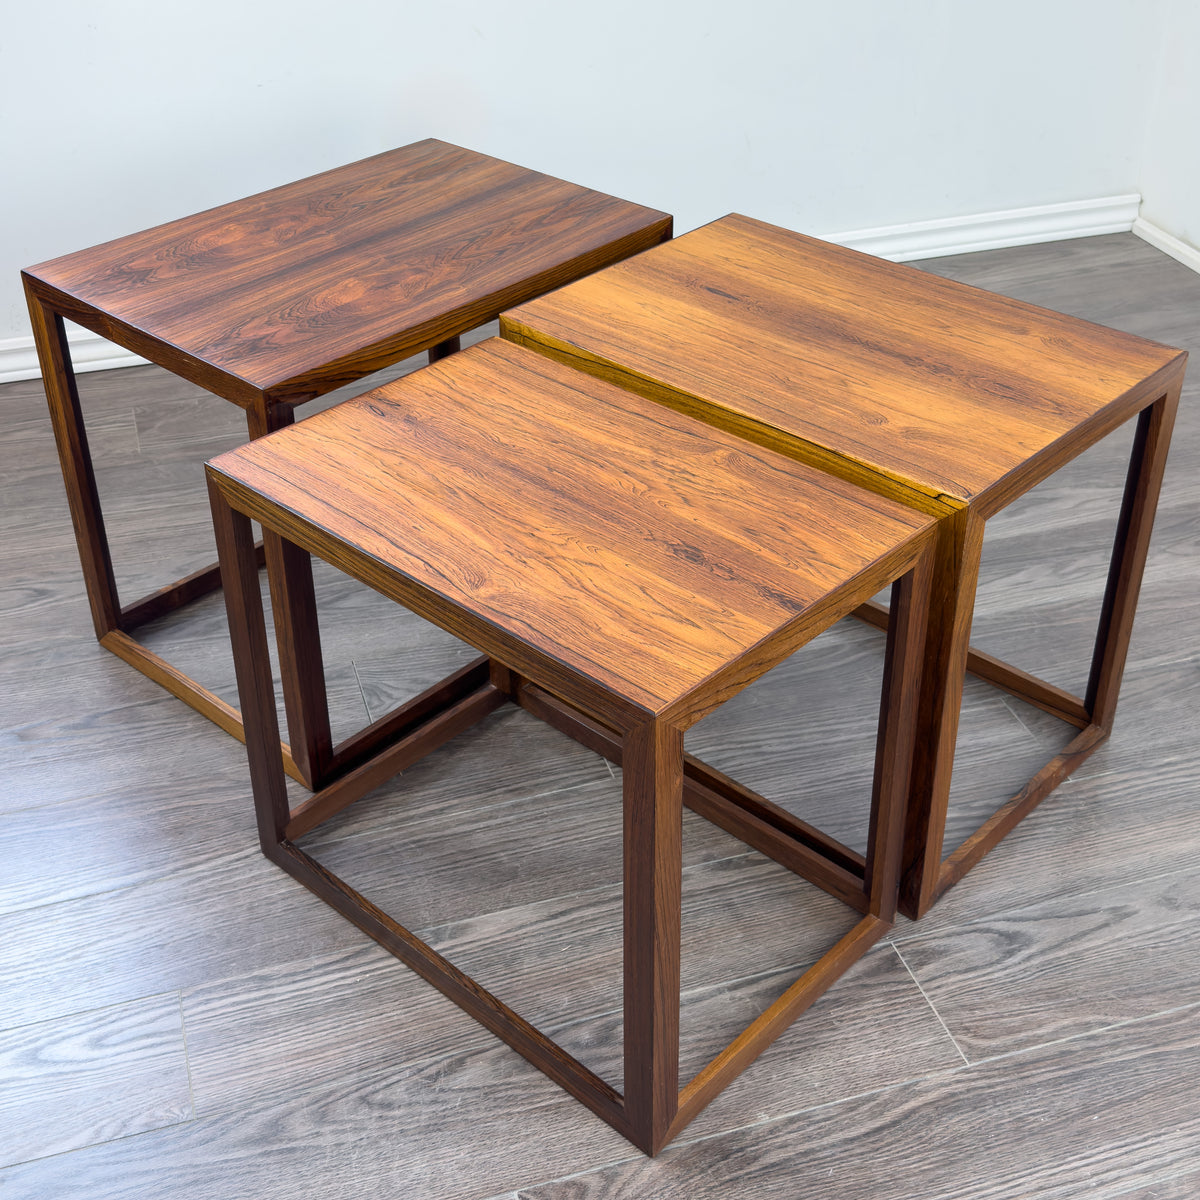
top-left (23, 139), bottom-right (670, 788)
top-left (502, 214), bottom-right (1187, 917)
top-left (206, 338), bottom-right (936, 1154)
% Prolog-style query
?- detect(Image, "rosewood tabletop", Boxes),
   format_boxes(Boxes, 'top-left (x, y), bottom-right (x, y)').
top-left (24, 139), bottom-right (671, 406)
top-left (208, 337), bottom-right (933, 729)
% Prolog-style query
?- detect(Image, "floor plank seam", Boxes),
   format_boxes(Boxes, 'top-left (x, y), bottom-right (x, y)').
top-left (1102, 1165), bottom-right (1200, 1199)
top-left (349, 659), bottom-right (375, 724)
top-left (510, 948), bottom-right (860, 1052)
top-left (0, 1113), bottom-right (200, 1175)
top-left (997, 693), bottom-right (1040, 739)
top-left (889, 943), bottom-right (971, 1065)
top-left (176, 991), bottom-right (198, 1122)
top-left (393, 846), bottom-right (782, 946)
top-left (0, 847), bottom-right (267, 926)
top-left (956, 997), bottom-right (1200, 1073)
top-left (887, 859), bottom-right (1200, 946)
top-left (557, 1059), bottom-right (975, 1175)
top-left (0, 987), bottom-right (189, 1041)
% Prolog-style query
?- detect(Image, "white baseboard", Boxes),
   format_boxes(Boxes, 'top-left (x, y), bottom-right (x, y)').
top-left (1132, 216), bottom-right (1200, 275)
top-left (0, 330), bottom-right (147, 385)
top-left (828, 194), bottom-right (1142, 262)
top-left (0, 192), bottom-right (1159, 384)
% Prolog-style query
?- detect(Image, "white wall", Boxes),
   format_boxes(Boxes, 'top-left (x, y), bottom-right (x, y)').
top-left (1139, 0), bottom-right (1200, 253)
top-left (0, 0), bottom-right (1169, 347)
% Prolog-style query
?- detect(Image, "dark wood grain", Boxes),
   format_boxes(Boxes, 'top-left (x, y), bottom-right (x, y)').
top-left (502, 213), bottom-right (1183, 512)
top-left (207, 333), bottom-right (937, 1152)
top-left (0, 994), bottom-right (191, 1168)
top-left (207, 338), bottom-right (934, 729)
top-left (24, 139), bottom-right (671, 406)
top-left (21, 140), bottom-right (670, 790)
top-left (622, 718), bottom-right (684, 1152)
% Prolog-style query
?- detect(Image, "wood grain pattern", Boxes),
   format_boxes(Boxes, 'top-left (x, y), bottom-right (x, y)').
top-left (22, 142), bottom-right (668, 789)
top-left (208, 333), bottom-right (937, 1151)
top-left (24, 139), bottom-right (671, 406)
top-left (207, 337), bottom-right (933, 727)
top-left (514, 1003), bottom-right (1200, 1199)
top-left (894, 865), bottom-right (1200, 1061)
top-left (502, 213), bottom-right (1184, 511)
top-left (0, 993), bottom-right (191, 1167)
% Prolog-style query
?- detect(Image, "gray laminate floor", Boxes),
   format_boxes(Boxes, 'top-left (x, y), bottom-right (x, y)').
top-left (2, 233), bottom-right (1198, 1199)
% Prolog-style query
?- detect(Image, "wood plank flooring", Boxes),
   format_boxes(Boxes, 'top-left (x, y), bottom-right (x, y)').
top-left (1, 234), bottom-right (1198, 1198)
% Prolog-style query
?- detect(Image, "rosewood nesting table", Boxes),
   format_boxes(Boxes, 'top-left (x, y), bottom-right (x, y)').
top-left (501, 214), bottom-right (1188, 918)
top-left (22, 138), bottom-right (670, 788)
top-left (206, 337), bottom-right (936, 1154)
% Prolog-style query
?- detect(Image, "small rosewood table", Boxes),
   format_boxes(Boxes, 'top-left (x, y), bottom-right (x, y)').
top-left (205, 338), bottom-right (935, 1155)
top-left (502, 214), bottom-right (1188, 919)
top-left (22, 138), bottom-right (670, 789)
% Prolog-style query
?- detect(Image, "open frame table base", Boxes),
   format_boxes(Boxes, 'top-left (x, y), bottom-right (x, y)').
top-left (23, 139), bottom-right (670, 791)
top-left (855, 380), bottom-right (1182, 916)
top-left (205, 340), bottom-right (936, 1154)
top-left (500, 214), bottom-right (1189, 918)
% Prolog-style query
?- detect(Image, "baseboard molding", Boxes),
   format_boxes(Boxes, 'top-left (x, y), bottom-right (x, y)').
top-left (828, 194), bottom-right (1142, 263)
top-left (1132, 217), bottom-right (1200, 275)
top-left (0, 330), bottom-right (148, 385)
top-left (0, 192), bottom-right (1152, 383)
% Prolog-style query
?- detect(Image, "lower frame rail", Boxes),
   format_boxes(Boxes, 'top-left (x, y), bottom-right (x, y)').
top-left (119, 542), bottom-right (269, 631)
top-left (930, 722), bottom-right (1110, 904)
top-left (285, 681), bottom-right (506, 839)
top-left (269, 837), bottom-right (630, 1138)
top-left (668, 913), bottom-right (889, 1142)
top-left (853, 599), bottom-right (1091, 727)
top-left (259, 671), bottom-right (902, 1155)
top-left (101, 628), bottom-right (307, 784)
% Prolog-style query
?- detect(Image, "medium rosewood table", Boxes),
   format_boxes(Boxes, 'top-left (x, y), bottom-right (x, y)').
top-left (501, 213), bottom-right (1188, 918)
top-left (22, 138), bottom-right (670, 789)
top-left (206, 337), bottom-right (935, 1154)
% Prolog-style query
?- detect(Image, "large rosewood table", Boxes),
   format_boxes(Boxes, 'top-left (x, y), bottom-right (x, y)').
top-left (502, 214), bottom-right (1187, 918)
top-left (206, 337), bottom-right (935, 1154)
top-left (22, 139), bottom-right (670, 788)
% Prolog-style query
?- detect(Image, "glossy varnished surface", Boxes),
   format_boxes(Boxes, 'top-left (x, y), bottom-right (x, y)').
top-left (502, 213), bottom-right (1185, 510)
top-left (208, 338), bottom-right (931, 721)
top-left (4, 235), bottom-right (1199, 1195)
top-left (24, 139), bottom-right (671, 404)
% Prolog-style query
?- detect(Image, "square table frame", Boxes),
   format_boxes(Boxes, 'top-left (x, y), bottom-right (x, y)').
top-left (500, 219), bottom-right (1187, 918)
top-left (857, 376), bottom-right (1183, 917)
top-left (205, 424), bottom-right (936, 1157)
top-left (23, 140), bottom-right (671, 790)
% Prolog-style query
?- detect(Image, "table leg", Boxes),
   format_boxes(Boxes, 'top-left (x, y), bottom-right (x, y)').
top-left (899, 506), bottom-right (986, 920)
top-left (622, 717), bottom-right (683, 1156)
top-left (207, 474), bottom-right (292, 850)
top-left (1086, 383), bottom-right (1183, 728)
top-left (247, 399), bottom-right (334, 790)
top-left (865, 543), bottom-right (933, 920)
top-left (25, 291), bottom-right (121, 638)
top-left (428, 336), bottom-right (462, 363)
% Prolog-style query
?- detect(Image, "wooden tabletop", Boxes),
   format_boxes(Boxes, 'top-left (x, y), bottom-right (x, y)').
top-left (24, 140), bottom-right (670, 406)
top-left (207, 338), bottom-right (933, 725)
top-left (502, 214), bottom-right (1186, 515)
